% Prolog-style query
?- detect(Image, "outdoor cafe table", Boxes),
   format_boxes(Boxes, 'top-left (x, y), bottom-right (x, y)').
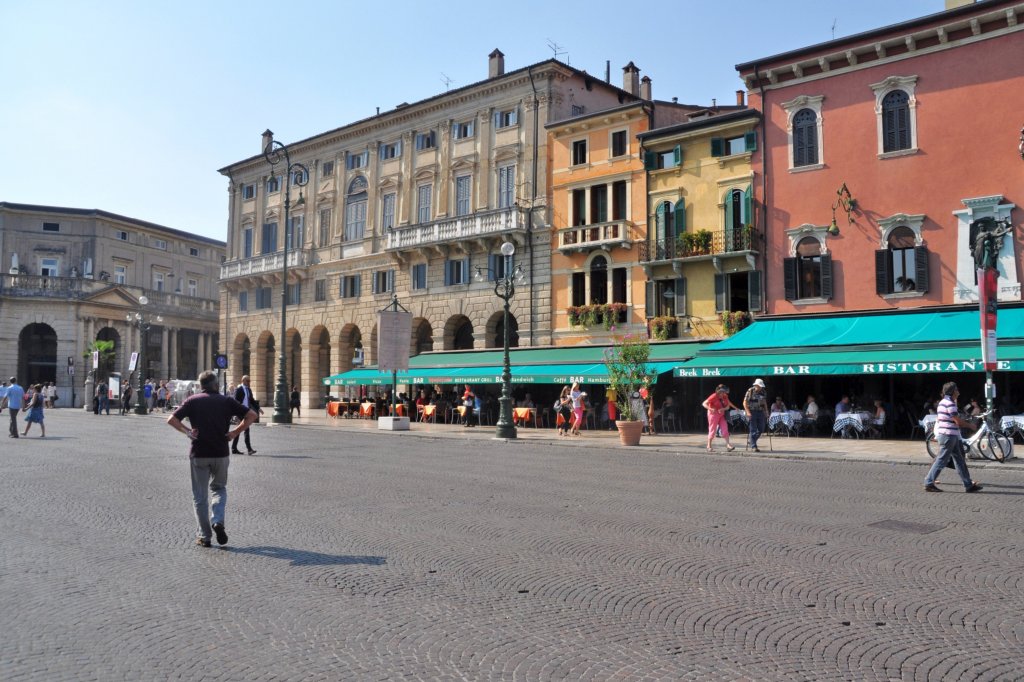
top-left (418, 404), bottom-right (437, 422)
top-left (513, 407), bottom-right (538, 427)
top-left (999, 414), bottom-right (1024, 433)
top-left (833, 411), bottom-right (868, 437)
top-left (768, 410), bottom-right (803, 434)
top-left (358, 402), bottom-right (375, 419)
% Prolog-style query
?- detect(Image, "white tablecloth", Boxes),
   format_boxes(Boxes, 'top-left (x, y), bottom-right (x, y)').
top-left (769, 411), bottom-right (802, 431)
top-left (834, 413), bottom-right (865, 434)
top-left (999, 415), bottom-right (1024, 432)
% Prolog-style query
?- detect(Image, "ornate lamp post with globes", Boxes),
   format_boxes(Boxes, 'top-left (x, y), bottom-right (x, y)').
top-left (125, 295), bottom-right (162, 415)
top-left (475, 241), bottom-right (526, 439)
top-left (264, 138), bottom-right (308, 424)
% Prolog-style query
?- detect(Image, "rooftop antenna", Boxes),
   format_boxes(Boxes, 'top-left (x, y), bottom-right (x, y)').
top-left (546, 38), bottom-right (568, 64)
top-left (440, 73), bottom-right (453, 91)
top-left (831, 18), bottom-right (837, 40)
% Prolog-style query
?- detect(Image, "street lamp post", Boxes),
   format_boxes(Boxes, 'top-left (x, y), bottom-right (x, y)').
top-left (126, 295), bottom-right (162, 415)
top-left (475, 241), bottom-right (525, 440)
top-left (264, 139), bottom-right (308, 424)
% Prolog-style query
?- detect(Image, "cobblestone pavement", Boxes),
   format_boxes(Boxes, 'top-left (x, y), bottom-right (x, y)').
top-left (2, 409), bottom-right (1023, 681)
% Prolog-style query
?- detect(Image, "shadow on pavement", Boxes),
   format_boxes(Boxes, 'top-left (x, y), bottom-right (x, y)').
top-left (228, 546), bottom-right (386, 566)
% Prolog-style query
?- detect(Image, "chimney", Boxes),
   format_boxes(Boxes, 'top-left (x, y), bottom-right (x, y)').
top-left (261, 129), bottom-right (274, 154)
top-left (736, 90), bottom-right (746, 106)
top-left (489, 49), bottom-right (505, 78)
top-left (622, 61), bottom-right (640, 96)
top-left (605, 60), bottom-right (611, 83)
top-left (640, 76), bottom-right (652, 101)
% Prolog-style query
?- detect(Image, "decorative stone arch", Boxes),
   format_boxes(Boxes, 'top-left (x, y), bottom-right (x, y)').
top-left (410, 317), bottom-right (434, 356)
top-left (876, 213), bottom-right (926, 249)
top-left (285, 328), bottom-right (302, 392)
top-left (443, 314), bottom-right (475, 350)
top-left (368, 324), bottom-right (378, 366)
top-left (780, 94), bottom-right (825, 170)
top-left (95, 326), bottom-right (122, 380)
top-left (255, 330), bottom-right (276, 405)
top-left (485, 311), bottom-right (519, 349)
top-left (19, 322), bottom-right (58, 387)
top-left (231, 333), bottom-right (252, 390)
top-left (338, 323), bottom-right (362, 373)
top-left (784, 223), bottom-right (830, 257)
top-left (308, 325), bottom-right (331, 401)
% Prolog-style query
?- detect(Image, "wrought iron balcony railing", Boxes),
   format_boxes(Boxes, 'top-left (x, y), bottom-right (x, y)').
top-left (639, 227), bottom-right (759, 262)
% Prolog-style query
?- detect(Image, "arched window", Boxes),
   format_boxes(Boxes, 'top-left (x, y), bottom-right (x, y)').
top-left (888, 227), bottom-right (916, 292)
top-left (589, 255), bottom-right (608, 305)
top-left (344, 176), bottom-right (368, 242)
top-left (792, 108), bottom-right (818, 167)
top-left (654, 201), bottom-right (675, 259)
top-left (882, 90), bottom-right (911, 153)
top-left (796, 238), bottom-right (822, 299)
top-left (875, 225), bottom-right (928, 295)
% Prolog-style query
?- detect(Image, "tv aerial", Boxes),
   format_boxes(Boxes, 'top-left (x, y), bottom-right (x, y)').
top-left (440, 73), bottom-right (453, 91)
top-left (546, 38), bottom-right (568, 64)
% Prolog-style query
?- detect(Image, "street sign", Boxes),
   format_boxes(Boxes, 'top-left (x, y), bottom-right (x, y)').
top-left (129, 352), bottom-right (139, 372)
top-left (68, 356), bottom-right (74, 367)
top-left (92, 351), bottom-right (99, 369)
top-left (68, 366), bottom-right (75, 376)
top-left (214, 353), bottom-right (228, 370)
top-left (377, 310), bottom-right (412, 372)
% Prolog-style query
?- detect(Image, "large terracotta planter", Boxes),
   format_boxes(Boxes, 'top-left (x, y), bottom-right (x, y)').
top-left (616, 420), bottom-right (643, 446)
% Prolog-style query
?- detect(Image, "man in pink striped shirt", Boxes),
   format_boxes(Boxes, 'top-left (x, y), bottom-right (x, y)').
top-left (924, 382), bottom-right (982, 493)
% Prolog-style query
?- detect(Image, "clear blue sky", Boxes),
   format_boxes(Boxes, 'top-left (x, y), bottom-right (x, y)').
top-left (0, 0), bottom-right (939, 241)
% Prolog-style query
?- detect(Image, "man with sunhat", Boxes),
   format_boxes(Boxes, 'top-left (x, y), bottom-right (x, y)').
top-left (743, 378), bottom-right (768, 452)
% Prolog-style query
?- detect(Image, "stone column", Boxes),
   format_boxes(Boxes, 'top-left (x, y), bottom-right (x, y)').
top-left (477, 108), bottom-right (492, 209)
top-left (169, 328), bottom-right (178, 379)
top-left (160, 327), bottom-right (169, 379)
top-left (199, 332), bottom-right (208, 374)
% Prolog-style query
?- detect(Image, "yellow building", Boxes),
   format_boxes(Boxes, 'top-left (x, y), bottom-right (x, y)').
top-left (547, 90), bottom-right (696, 345)
top-left (637, 108), bottom-right (762, 340)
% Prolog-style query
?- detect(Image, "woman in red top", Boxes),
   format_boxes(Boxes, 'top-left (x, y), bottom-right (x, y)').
top-left (702, 384), bottom-right (738, 452)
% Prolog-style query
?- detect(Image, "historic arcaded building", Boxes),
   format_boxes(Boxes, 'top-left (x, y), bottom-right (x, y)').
top-left (219, 51), bottom-right (645, 409)
top-left (0, 203), bottom-right (224, 406)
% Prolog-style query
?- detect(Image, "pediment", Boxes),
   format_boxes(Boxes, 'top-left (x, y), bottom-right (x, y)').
top-left (83, 285), bottom-right (143, 307)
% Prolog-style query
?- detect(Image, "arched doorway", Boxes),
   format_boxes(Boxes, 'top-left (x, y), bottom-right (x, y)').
top-left (286, 328), bottom-right (302, 393)
top-left (411, 318), bottom-right (433, 355)
top-left (256, 331), bottom-right (276, 405)
top-left (444, 315), bottom-right (474, 350)
top-left (18, 323), bottom-right (57, 386)
top-left (339, 324), bottom-right (362, 373)
top-left (95, 327), bottom-right (121, 380)
top-left (232, 333), bottom-right (251, 391)
top-left (310, 326), bottom-right (331, 408)
top-left (488, 311), bottom-right (519, 349)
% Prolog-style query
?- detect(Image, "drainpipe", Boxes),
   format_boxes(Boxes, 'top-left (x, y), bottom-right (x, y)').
top-left (754, 63), bottom-right (768, 315)
top-left (527, 65), bottom-right (539, 345)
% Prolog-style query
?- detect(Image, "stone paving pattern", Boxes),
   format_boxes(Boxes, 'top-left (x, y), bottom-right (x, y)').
top-left (2, 410), bottom-right (1023, 680)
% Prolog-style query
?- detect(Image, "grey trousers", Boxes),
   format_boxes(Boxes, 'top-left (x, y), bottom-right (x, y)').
top-left (190, 457), bottom-right (229, 540)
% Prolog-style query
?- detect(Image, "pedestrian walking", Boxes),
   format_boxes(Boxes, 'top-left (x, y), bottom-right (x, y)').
top-left (460, 385), bottom-right (476, 427)
top-left (555, 385), bottom-right (573, 436)
top-left (167, 371), bottom-right (258, 547)
top-left (231, 375), bottom-right (261, 454)
top-left (702, 384), bottom-right (738, 452)
top-left (121, 384), bottom-right (134, 415)
top-left (924, 381), bottom-right (983, 493)
top-left (97, 380), bottom-right (109, 415)
top-left (289, 385), bottom-right (301, 418)
top-left (5, 377), bottom-right (25, 438)
top-left (21, 384), bottom-right (45, 438)
top-left (569, 382), bottom-right (587, 436)
top-left (743, 378), bottom-right (768, 452)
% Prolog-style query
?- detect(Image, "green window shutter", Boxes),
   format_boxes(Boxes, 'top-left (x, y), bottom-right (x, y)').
top-left (914, 245), bottom-right (930, 293)
top-left (673, 198), bottom-right (686, 233)
top-left (875, 249), bottom-right (892, 295)
top-left (820, 253), bottom-right (834, 300)
top-left (674, 277), bottom-right (687, 316)
top-left (723, 192), bottom-right (734, 232)
top-left (673, 144), bottom-right (682, 167)
top-left (710, 137), bottom-right (724, 157)
top-left (714, 274), bottom-right (727, 313)
top-left (748, 270), bottom-right (762, 312)
top-left (645, 281), bottom-right (656, 318)
top-left (655, 202), bottom-right (667, 245)
top-left (643, 151), bottom-right (656, 170)
top-left (783, 258), bottom-right (797, 301)
top-left (743, 185), bottom-right (753, 227)
top-left (744, 131), bottom-right (758, 152)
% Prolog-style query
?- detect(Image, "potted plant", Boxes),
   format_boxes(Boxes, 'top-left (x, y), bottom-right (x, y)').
top-left (567, 306), bottom-right (581, 326)
top-left (720, 311), bottom-right (752, 336)
top-left (650, 316), bottom-right (676, 341)
top-left (603, 334), bottom-right (656, 446)
top-left (695, 229), bottom-right (713, 255)
top-left (581, 304), bottom-right (599, 328)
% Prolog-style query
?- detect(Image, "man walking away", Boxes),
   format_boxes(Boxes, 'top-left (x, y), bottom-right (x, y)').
top-left (232, 375), bottom-right (261, 454)
top-left (743, 378), bottom-right (768, 452)
top-left (5, 378), bottom-right (25, 438)
top-left (167, 371), bottom-right (257, 547)
top-left (97, 380), bottom-right (109, 415)
top-left (924, 381), bottom-right (983, 494)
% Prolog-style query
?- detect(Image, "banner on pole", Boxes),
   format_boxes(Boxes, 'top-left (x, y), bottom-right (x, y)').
top-left (129, 352), bottom-right (139, 372)
top-left (978, 267), bottom-right (998, 371)
top-left (92, 351), bottom-right (99, 369)
top-left (377, 310), bottom-right (413, 372)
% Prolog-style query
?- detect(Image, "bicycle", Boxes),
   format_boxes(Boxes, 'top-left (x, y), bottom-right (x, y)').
top-left (926, 410), bottom-right (1013, 462)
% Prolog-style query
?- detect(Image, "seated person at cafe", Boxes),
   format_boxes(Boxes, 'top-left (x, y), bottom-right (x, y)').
top-left (835, 395), bottom-right (852, 415)
top-left (804, 395), bottom-right (819, 419)
top-left (518, 393), bottom-right (535, 409)
top-left (968, 397), bottom-right (983, 417)
top-left (771, 397), bottom-right (786, 413)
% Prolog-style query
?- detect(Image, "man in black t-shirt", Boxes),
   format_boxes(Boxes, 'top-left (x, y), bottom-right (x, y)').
top-left (167, 371), bottom-right (257, 547)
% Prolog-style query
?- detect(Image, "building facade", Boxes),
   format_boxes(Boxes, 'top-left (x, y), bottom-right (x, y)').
top-left (219, 52), bottom-right (644, 409)
top-left (736, 0), bottom-right (1024, 315)
top-left (637, 106), bottom-right (761, 340)
top-left (0, 203), bottom-right (224, 406)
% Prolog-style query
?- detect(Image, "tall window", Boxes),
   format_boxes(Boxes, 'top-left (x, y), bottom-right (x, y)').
top-left (611, 130), bottom-right (627, 158)
top-left (495, 108), bottom-right (518, 128)
top-left (572, 139), bottom-right (588, 165)
top-left (345, 177), bottom-right (367, 241)
top-left (346, 151), bottom-right (368, 170)
top-left (238, 291), bottom-right (248, 312)
top-left (266, 176), bottom-right (280, 193)
top-left (589, 255), bottom-right (608, 304)
top-left (242, 184), bottom-right (256, 200)
top-left (287, 215), bottom-right (304, 250)
top-left (243, 226), bottom-right (253, 258)
top-left (796, 238), bottom-right (821, 299)
top-left (318, 208), bottom-right (331, 246)
top-left (654, 201), bottom-right (675, 259)
top-left (261, 222), bottom-right (278, 254)
top-left (40, 258), bottom-right (59, 277)
top-left (455, 176), bottom-right (471, 217)
top-left (321, 160), bottom-right (334, 177)
top-left (415, 131), bottom-right (436, 150)
top-left (114, 265), bottom-right (127, 284)
top-left (381, 193), bottom-right (396, 230)
top-left (876, 225), bottom-right (928, 295)
top-left (417, 184), bottom-right (433, 224)
top-left (188, 279), bottom-right (198, 297)
top-left (498, 165), bottom-right (515, 208)
top-left (612, 181), bottom-right (627, 220)
top-left (888, 227), bottom-right (917, 292)
top-left (315, 279), bottom-right (326, 302)
top-left (882, 90), bottom-right (911, 152)
top-left (153, 272), bottom-right (165, 292)
top-left (286, 282), bottom-right (301, 305)
top-left (590, 185), bottom-right (608, 223)
top-left (792, 108), bottom-right (818, 167)
top-left (373, 269), bottom-right (395, 294)
top-left (412, 263), bottom-right (427, 290)
top-left (572, 189), bottom-right (587, 226)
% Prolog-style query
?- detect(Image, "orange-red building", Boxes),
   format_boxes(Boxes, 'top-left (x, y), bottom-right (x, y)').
top-left (737, 0), bottom-right (1023, 315)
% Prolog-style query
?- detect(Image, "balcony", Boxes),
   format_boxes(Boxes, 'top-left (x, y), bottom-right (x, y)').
top-left (639, 227), bottom-right (760, 264)
top-left (220, 249), bottom-right (309, 280)
top-left (0, 274), bottom-right (218, 318)
top-left (386, 207), bottom-right (521, 251)
top-left (557, 221), bottom-right (632, 254)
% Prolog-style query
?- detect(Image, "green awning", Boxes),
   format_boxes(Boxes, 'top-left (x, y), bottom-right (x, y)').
top-left (675, 308), bottom-right (1024, 378)
top-left (323, 343), bottom-right (709, 386)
